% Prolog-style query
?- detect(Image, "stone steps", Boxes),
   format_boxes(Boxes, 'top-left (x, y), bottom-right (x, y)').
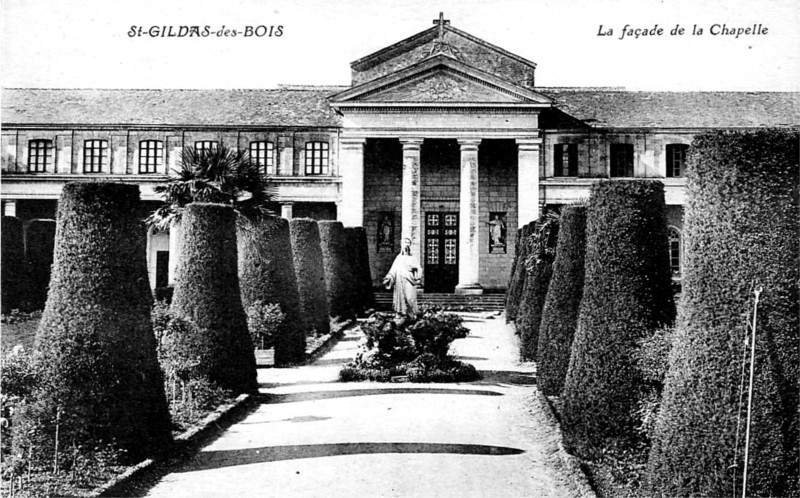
top-left (374, 292), bottom-right (506, 311)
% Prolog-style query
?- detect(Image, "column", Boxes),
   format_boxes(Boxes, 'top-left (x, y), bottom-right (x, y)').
top-left (167, 220), bottom-right (181, 286)
top-left (339, 137), bottom-right (365, 227)
top-left (3, 200), bottom-right (17, 217)
top-left (280, 203), bottom-right (294, 220)
top-left (517, 137), bottom-right (542, 225)
top-left (455, 138), bottom-right (482, 295)
top-left (400, 138), bottom-right (423, 269)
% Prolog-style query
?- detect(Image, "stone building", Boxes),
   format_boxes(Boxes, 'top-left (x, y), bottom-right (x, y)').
top-left (2, 16), bottom-right (798, 293)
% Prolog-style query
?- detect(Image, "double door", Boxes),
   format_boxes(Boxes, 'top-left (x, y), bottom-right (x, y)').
top-left (424, 212), bottom-right (458, 293)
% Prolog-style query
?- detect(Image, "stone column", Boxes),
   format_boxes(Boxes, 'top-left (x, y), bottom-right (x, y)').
top-left (517, 137), bottom-right (542, 225)
top-left (3, 200), bottom-right (17, 217)
top-left (339, 137), bottom-right (365, 227)
top-left (280, 203), bottom-right (294, 220)
top-left (455, 138), bottom-right (482, 295)
top-left (167, 221), bottom-right (181, 286)
top-left (400, 138), bottom-right (423, 268)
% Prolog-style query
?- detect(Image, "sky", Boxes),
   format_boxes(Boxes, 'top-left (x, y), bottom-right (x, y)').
top-left (1, 0), bottom-right (799, 91)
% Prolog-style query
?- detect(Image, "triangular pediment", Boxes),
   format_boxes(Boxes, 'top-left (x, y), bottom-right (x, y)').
top-left (330, 55), bottom-right (552, 107)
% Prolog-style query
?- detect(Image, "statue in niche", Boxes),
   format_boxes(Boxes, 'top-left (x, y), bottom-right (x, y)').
top-left (489, 213), bottom-right (507, 253)
top-left (377, 212), bottom-right (395, 253)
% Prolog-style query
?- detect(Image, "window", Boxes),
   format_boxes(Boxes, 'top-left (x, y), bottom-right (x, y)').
top-left (28, 139), bottom-right (53, 173)
top-left (554, 143), bottom-right (578, 177)
top-left (139, 140), bottom-right (163, 174)
top-left (194, 141), bottom-right (218, 155)
top-left (250, 141), bottom-right (275, 175)
top-left (83, 139), bottom-right (108, 173)
top-left (666, 144), bottom-right (688, 178)
top-left (610, 144), bottom-right (634, 177)
top-left (668, 227), bottom-right (682, 277)
top-left (305, 142), bottom-right (329, 175)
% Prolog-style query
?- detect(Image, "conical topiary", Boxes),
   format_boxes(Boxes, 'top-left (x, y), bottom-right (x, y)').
top-left (345, 226), bottom-right (375, 316)
top-left (171, 202), bottom-right (257, 393)
top-left (15, 183), bottom-right (171, 463)
top-left (289, 218), bottom-right (330, 337)
top-left (239, 214), bottom-right (306, 366)
top-left (318, 221), bottom-right (355, 322)
top-left (505, 222), bottom-right (535, 322)
top-left (537, 205), bottom-right (587, 396)
top-left (561, 180), bottom-right (675, 452)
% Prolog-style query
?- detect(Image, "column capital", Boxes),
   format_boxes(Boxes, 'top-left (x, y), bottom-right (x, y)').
top-left (457, 138), bottom-right (482, 150)
top-left (516, 137), bottom-right (543, 151)
top-left (340, 137), bottom-right (366, 149)
top-left (399, 137), bottom-right (424, 149)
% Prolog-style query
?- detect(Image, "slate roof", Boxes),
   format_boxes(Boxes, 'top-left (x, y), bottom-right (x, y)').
top-left (1, 88), bottom-right (347, 127)
top-left (3, 87), bottom-right (799, 129)
top-left (538, 88), bottom-right (800, 129)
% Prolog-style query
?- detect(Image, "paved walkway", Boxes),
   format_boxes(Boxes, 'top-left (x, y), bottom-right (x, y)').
top-left (143, 313), bottom-right (590, 498)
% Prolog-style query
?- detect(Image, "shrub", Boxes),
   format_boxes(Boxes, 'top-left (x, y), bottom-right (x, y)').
top-left (2, 216), bottom-right (26, 313)
top-left (517, 213), bottom-right (560, 361)
top-left (345, 226), bottom-right (376, 316)
top-left (238, 215), bottom-right (305, 365)
top-left (647, 130), bottom-right (799, 497)
top-left (14, 183), bottom-right (172, 465)
top-left (537, 205), bottom-right (587, 395)
top-left (25, 219), bottom-right (56, 311)
top-left (245, 301), bottom-right (285, 350)
top-left (561, 180), bottom-right (675, 454)
top-left (289, 218), bottom-right (330, 336)
top-left (318, 221), bottom-right (355, 321)
top-left (505, 222), bottom-right (535, 322)
top-left (170, 202), bottom-right (257, 394)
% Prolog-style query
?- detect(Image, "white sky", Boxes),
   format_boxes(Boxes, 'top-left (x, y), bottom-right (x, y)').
top-left (2, 0), bottom-right (799, 91)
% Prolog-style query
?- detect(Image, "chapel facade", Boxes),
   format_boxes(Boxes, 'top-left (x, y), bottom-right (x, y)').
top-left (2, 16), bottom-right (798, 293)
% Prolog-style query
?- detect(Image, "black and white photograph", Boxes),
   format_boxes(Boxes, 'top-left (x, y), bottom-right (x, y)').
top-left (1, 0), bottom-right (798, 496)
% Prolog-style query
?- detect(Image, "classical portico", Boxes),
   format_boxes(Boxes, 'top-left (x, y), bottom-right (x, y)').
top-left (331, 17), bottom-right (549, 293)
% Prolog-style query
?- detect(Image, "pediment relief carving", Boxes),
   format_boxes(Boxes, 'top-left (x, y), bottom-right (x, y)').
top-left (359, 72), bottom-right (523, 104)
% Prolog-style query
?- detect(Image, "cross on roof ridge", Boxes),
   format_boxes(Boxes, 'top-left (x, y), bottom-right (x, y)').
top-left (433, 12), bottom-right (450, 42)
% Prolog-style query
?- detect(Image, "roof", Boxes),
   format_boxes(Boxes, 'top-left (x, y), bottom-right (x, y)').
top-left (1, 88), bottom-right (347, 128)
top-left (538, 89), bottom-right (800, 128)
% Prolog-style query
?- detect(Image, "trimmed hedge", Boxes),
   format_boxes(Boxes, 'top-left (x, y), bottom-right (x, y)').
top-left (2, 216), bottom-right (26, 313)
top-left (647, 130), bottom-right (799, 497)
top-left (238, 214), bottom-right (305, 366)
top-left (537, 206), bottom-right (587, 396)
top-left (171, 202), bottom-right (257, 393)
top-left (505, 222), bottom-right (535, 322)
top-left (289, 218), bottom-right (330, 336)
top-left (345, 226), bottom-right (375, 316)
top-left (25, 219), bottom-right (56, 311)
top-left (17, 183), bottom-right (171, 463)
top-left (561, 180), bottom-right (675, 452)
top-left (318, 221), bottom-right (355, 321)
top-left (517, 215), bottom-right (559, 361)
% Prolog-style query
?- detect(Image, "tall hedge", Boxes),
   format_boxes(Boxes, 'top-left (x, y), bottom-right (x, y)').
top-left (17, 183), bottom-right (171, 462)
top-left (345, 226), bottom-right (375, 316)
top-left (506, 222), bottom-right (535, 322)
top-left (561, 180), bottom-right (675, 451)
top-left (537, 206), bottom-right (587, 396)
top-left (171, 202), bottom-right (257, 393)
top-left (2, 216), bottom-right (26, 313)
top-left (25, 219), bottom-right (56, 310)
top-left (318, 221), bottom-right (354, 321)
top-left (647, 130), bottom-right (799, 497)
top-left (517, 215), bottom-right (559, 361)
top-left (289, 218), bottom-right (330, 336)
top-left (238, 214), bottom-right (305, 366)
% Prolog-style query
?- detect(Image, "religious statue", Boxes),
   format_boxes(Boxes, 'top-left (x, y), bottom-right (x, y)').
top-left (488, 213), bottom-right (507, 252)
top-left (383, 238), bottom-right (421, 316)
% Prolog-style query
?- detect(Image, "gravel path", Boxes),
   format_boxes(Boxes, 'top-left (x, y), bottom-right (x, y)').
top-left (143, 313), bottom-right (593, 498)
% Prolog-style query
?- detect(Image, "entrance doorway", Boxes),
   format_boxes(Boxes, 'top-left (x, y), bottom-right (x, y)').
top-left (424, 212), bottom-right (458, 292)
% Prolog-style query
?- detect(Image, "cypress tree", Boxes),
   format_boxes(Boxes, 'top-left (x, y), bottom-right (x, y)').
top-left (25, 219), bottom-right (56, 310)
top-left (318, 221), bottom-right (354, 322)
top-left (561, 180), bottom-right (675, 452)
top-left (1, 216), bottom-right (25, 313)
top-left (16, 183), bottom-right (171, 462)
top-left (345, 226), bottom-right (375, 316)
top-left (647, 130), bottom-right (799, 497)
top-left (537, 206), bottom-right (587, 396)
top-left (506, 222), bottom-right (535, 322)
top-left (171, 202), bottom-right (257, 393)
top-left (289, 218), bottom-right (330, 337)
top-left (238, 214), bottom-right (306, 366)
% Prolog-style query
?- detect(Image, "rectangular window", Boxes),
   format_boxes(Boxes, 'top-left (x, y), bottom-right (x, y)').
top-left (304, 142), bottom-right (329, 175)
top-left (83, 139), bottom-right (108, 173)
top-left (554, 143), bottom-right (578, 177)
top-left (28, 139), bottom-right (53, 173)
top-left (666, 144), bottom-right (688, 178)
top-left (250, 141), bottom-right (275, 175)
top-left (610, 143), bottom-right (634, 177)
top-left (138, 140), bottom-right (164, 174)
top-left (194, 141), bottom-right (218, 155)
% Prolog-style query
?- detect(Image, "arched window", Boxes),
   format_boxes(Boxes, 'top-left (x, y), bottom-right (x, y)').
top-left (668, 226), bottom-right (682, 277)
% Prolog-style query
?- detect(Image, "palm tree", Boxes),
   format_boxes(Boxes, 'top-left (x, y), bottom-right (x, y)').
top-left (147, 145), bottom-right (275, 229)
